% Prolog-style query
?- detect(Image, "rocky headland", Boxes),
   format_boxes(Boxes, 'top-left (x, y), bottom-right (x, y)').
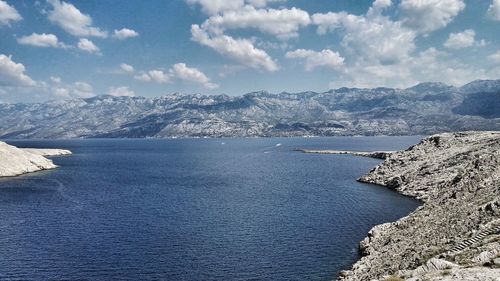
top-left (0, 141), bottom-right (71, 177)
top-left (338, 131), bottom-right (500, 281)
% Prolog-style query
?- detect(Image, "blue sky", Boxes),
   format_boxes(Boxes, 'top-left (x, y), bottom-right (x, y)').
top-left (0, 0), bottom-right (499, 102)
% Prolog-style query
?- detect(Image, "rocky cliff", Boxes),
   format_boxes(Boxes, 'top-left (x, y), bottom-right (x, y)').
top-left (339, 131), bottom-right (500, 280)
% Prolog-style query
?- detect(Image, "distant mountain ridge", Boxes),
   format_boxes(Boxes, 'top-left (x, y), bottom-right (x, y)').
top-left (0, 79), bottom-right (499, 139)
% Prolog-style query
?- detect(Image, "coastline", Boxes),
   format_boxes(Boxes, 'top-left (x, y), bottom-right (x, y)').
top-left (295, 148), bottom-right (393, 159)
top-left (337, 131), bottom-right (500, 280)
top-left (0, 141), bottom-right (71, 178)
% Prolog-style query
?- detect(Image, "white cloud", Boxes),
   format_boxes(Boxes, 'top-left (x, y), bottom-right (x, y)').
top-left (285, 49), bottom-right (344, 71)
top-left (17, 33), bottom-right (69, 48)
top-left (488, 0), bottom-right (500, 20)
top-left (309, 1), bottom-right (493, 88)
top-left (186, 0), bottom-right (286, 15)
top-left (53, 86), bottom-right (70, 98)
top-left (148, 70), bottom-right (171, 84)
top-left (327, 47), bottom-right (500, 89)
top-left (112, 28), bottom-right (139, 40)
top-left (0, 0), bottom-right (22, 26)
top-left (371, 0), bottom-right (392, 11)
top-left (47, 0), bottom-right (107, 38)
top-left (50, 76), bottom-right (62, 83)
top-left (0, 54), bottom-right (36, 87)
top-left (47, 78), bottom-right (95, 99)
top-left (73, 81), bottom-right (94, 98)
top-left (107, 86), bottom-right (135, 97)
top-left (130, 63), bottom-right (218, 89)
top-left (133, 73), bottom-right (152, 82)
top-left (200, 5), bottom-right (310, 40)
top-left (191, 24), bottom-right (278, 71)
top-left (120, 63), bottom-right (134, 73)
top-left (246, 0), bottom-right (286, 8)
top-left (77, 38), bottom-right (100, 54)
top-left (312, 8), bottom-right (416, 65)
top-left (399, 0), bottom-right (465, 33)
top-left (444, 29), bottom-right (476, 49)
top-left (488, 50), bottom-right (500, 63)
top-left (186, 0), bottom-right (245, 15)
top-left (170, 63), bottom-right (219, 89)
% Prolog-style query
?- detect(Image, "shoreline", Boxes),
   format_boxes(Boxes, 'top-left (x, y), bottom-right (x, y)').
top-left (337, 131), bottom-right (500, 280)
top-left (0, 141), bottom-right (71, 178)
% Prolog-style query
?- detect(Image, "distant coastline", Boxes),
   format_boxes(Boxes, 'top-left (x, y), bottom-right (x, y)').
top-left (295, 148), bottom-right (393, 159)
top-left (1, 79), bottom-right (498, 139)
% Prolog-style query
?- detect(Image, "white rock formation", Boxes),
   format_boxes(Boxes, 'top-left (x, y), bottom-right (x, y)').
top-left (0, 141), bottom-right (71, 177)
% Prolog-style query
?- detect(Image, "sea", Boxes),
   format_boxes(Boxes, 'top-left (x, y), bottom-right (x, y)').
top-left (0, 137), bottom-right (422, 281)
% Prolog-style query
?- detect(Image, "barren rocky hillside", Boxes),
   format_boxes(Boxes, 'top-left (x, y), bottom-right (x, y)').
top-left (339, 131), bottom-right (500, 280)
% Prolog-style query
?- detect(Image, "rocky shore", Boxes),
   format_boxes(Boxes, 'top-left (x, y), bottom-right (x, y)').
top-left (338, 131), bottom-right (500, 281)
top-left (0, 141), bottom-right (71, 177)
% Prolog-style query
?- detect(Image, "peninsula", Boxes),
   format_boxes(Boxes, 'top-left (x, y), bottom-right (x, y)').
top-left (0, 141), bottom-right (71, 177)
top-left (295, 149), bottom-right (393, 159)
top-left (338, 131), bottom-right (500, 281)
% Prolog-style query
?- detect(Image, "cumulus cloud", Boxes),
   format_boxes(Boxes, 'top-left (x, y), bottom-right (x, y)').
top-left (444, 29), bottom-right (476, 49)
top-left (308, 1), bottom-right (496, 88)
top-left (488, 0), bottom-right (500, 20)
top-left (17, 33), bottom-right (69, 48)
top-left (72, 81), bottom-right (94, 98)
top-left (312, 7), bottom-right (416, 65)
top-left (191, 24), bottom-right (278, 71)
top-left (186, 0), bottom-right (286, 15)
top-left (0, 0), bottom-right (22, 26)
top-left (47, 0), bottom-right (107, 38)
top-left (133, 72), bottom-right (152, 82)
top-left (112, 28), bottom-right (139, 40)
top-left (488, 50), bottom-right (500, 63)
top-left (399, 0), bottom-right (465, 34)
top-left (129, 62), bottom-right (218, 89)
top-left (0, 54), bottom-right (36, 87)
top-left (46, 77), bottom-right (95, 99)
top-left (50, 76), bottom-right (62, 83)
top-left (200, 5), bottom-right (310, 40)
top-left (107, 86), bottom-right (135, 97)
top-left (186, 0), bottom-right (245, 15)
top-left (328, 47), bottom-right (499, 89)
top-left (120, 63), bottom-right (134, 73)
top-left (77, 38), bottom-right (100, 54)
top-left (147, 70), bottom-right (171, 84)
top-left (285, 49), bottom-right (344, 71)
top-left (171, 63), bottom-right (219, 89)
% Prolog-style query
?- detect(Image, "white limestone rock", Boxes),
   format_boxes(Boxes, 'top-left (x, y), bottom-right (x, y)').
top-left (0, 141), bottom-right (71, 177)
top-left (339, 131), bottom-right (500, 281)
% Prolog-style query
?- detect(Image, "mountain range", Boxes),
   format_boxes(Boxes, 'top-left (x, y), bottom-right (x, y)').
top-left (0, 79), bottom-right (499, 139)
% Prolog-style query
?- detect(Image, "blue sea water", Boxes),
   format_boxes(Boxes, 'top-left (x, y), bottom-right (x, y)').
top-left (0, 137), bottom-right (421, 281)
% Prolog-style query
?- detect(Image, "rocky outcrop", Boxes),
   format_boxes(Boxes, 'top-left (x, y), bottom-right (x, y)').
top-left (0, 141), bottom-right (71, 177)
top-left (339, 131), bottom-right (500, 281)
top-left (21, 148), bottom-right (72, 157)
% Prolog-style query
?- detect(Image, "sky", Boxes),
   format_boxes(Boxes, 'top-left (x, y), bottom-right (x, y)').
top-left (0, 0), bottom-right (499, 103)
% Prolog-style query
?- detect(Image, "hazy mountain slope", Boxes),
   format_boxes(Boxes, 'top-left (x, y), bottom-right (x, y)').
top-left (0, 80), bottom-right (499, 139)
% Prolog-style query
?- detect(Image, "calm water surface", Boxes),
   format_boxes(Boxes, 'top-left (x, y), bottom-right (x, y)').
top-left (0, 137), bottom-right (421, 280)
